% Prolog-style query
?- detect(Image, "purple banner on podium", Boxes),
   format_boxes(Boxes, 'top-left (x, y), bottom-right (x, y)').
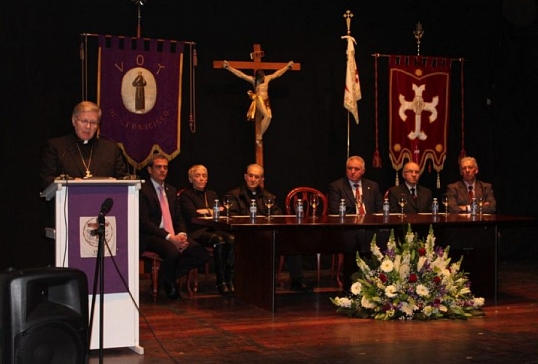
top-left (67, 185), bottom-right (129, 294)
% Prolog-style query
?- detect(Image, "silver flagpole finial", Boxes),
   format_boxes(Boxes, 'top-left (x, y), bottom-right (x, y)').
top-left (413, 22), bottom-right (424, 56)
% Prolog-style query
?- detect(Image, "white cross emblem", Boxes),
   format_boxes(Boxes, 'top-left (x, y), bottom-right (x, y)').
top-left (398, 84), bottom-right (438, 141)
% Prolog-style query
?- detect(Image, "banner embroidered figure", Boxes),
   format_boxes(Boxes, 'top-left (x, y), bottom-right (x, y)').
top-left (98, 35), bottom-right (184, 169)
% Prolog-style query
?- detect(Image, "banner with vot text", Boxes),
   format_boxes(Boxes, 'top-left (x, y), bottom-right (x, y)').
top-left (98, 35), bottom-right (184, 169)
top-left (389, 55), bottom-right (451, 182)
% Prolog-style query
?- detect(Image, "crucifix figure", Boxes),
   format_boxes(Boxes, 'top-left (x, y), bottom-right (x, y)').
top-left (214, 44), bottom-right (300, 167)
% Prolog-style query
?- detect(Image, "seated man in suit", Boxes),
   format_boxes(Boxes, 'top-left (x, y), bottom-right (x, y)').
top-left (328, 155), bottom-right (383, 216)
top-left (179, 164), bottom-right (235, 296)
top-left (446, 156), bottom-right (496, 214)
top-left (227, 163), bottom-right (313, 292)
top-left (327, 155), bottom-right (385, 290)
top-left (139, 154), bottom-right (210, 299)
top-left (388, 161), bottom-right (433, 213)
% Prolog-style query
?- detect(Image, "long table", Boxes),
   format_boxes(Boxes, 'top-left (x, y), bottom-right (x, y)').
top-left (193, 213), bottom-right (535, 312)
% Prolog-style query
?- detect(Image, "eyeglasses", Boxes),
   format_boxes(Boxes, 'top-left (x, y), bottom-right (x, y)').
top-left (76, 118), bottom-right (99, 127)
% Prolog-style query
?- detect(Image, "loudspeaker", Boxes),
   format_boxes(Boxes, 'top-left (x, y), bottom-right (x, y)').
top-left (0, 267), bottom-right (89, 364)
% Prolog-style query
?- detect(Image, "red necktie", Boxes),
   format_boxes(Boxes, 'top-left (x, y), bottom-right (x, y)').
top-left (159, 186), bottom-right (175, 235)
top-left (354, 184), bottom-right (366, 214)
top-left (468, 185), bottom-right (474, 201)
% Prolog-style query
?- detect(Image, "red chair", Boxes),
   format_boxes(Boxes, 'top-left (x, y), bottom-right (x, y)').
top-left (279, 187), bottom-right (330, 287)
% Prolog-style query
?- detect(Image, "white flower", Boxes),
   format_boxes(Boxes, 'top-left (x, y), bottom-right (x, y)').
top-left (416, 284), bottom-right (430, 297)
top-left (370, 242), bottom-right (383, 261)
top-left (400, 302), bottom-right (415, 316)
top-left (361, 295), bottom-right (376, 309)
top-left (381, 259), bottom-right (394, 273)
top-left (450, 261), bottom-right (461, 275)
top-left (385, 285), bottom-right (398, 298)
top-left (431, 258), bottom-right (447, 272)
top-left (393, 255), bottom-right (401, 272)
top-left (335, 297), bottom-right (352, 308)
top-left (417, 256), bottom-right (427, 272)
top-left (473, 297), bottom-right (485, 308)
top-left (356, 256), bottom-right (372, 275)
top-left (399, 263), bottom-right (410, 281)
top-left (423, 306), bottom-right (433, 317)
top-left (405, 232), bottom-right (415, 243)
top-left (350, 282), bottom-right (362, 295)
top-left (439, 304), bottom-right (448, 312)
top-left (458, 287), bottom-right (471, 296)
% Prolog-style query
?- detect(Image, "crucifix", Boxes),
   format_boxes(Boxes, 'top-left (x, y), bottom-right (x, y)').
top-left (214, 44), bottom-right (300, 168)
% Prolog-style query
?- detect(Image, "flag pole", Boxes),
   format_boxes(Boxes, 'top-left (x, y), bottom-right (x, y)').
top-left (344, 10), bottom-right (352, 160)
top-left (342, 10), bottom-right (361, 160)
top-left (347, 113), bottom-right (350, 159)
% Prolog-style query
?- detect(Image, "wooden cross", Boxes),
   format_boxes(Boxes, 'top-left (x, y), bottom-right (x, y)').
top-left (214, 44), bottom-right (300, 169)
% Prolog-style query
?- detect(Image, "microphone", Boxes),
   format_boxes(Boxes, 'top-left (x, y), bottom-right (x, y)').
top-left (57, 138), bottom-right (78, 180)
top-left (99, 198), bottom-right (114, 216)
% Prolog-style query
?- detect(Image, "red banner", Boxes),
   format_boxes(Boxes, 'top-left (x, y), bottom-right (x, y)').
top-left (98, 35), bottom-right (184, 169)
top-left (389, 55), bottom-right (450, 175)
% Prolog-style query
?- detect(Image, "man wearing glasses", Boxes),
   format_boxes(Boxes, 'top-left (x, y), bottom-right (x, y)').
top-left (387, 161), bottom-right (433, 213)
top-left (40, 101), bottom-right (128, 188)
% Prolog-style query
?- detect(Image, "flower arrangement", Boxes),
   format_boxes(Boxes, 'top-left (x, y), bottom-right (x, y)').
top-left (331, 225), bottom-right (485, 320)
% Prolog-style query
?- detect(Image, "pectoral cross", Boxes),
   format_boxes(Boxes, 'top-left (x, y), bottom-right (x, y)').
top-left (214, 44), bottom-right (301, 170)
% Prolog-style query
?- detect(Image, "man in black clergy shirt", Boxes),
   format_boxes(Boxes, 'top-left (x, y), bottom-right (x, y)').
top-left (40, 101), bottom-right (128, 189)
top-left (227, 163), bottom-right (313, 292)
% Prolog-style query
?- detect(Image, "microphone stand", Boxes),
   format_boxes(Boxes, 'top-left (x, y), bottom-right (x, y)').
top-left (88, 211), bottom-right (106, 363)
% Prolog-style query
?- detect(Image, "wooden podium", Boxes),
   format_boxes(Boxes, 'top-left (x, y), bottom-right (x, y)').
top-left (41, 179), bottom-right (144, 354)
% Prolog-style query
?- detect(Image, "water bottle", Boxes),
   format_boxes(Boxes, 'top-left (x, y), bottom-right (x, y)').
top-left (383, 198), bottom-right (390, 217)
top-left (213, 199), bottom-right (220, 221)
top-left (249, 199), bottom-right (257, 220)
top-left (431, 198), bottom-right (439, 216)
top-left (338, 199), bottom-right (346, 217)
top-left (470, 197), bottom-right (477, 216)
top-left (296, 198), bottom-right (304, 219)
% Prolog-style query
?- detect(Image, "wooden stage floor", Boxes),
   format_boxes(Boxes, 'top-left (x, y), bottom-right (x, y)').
top-left (89, 258), bottom-right (538, 363)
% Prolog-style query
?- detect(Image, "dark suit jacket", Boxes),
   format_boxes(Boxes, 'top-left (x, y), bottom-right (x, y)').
top-left (388, 184), bottom-right (433, 213)
top-left (179, 187), bottom-right (225, 238)
top-left (40, 134), bottom-right (128, 189)
top-left (446, 180), bottom-right (496, 213)
top-left (139, 180), bottom-right (186, 252)
top-left (328, 177), bottom-right (383, 214)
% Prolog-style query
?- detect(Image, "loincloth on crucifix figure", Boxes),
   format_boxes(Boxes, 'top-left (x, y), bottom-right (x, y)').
top-left (223, 60), bottom-right (294, 145)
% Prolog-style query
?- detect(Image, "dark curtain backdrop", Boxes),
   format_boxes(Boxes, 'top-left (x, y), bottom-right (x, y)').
top-left (1, 0), bottom-right (537, 270)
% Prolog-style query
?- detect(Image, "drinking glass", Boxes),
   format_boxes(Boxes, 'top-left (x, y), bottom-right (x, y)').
top-left (264, 195), bottom-right (275, 219)
top-left (223, 194), bottom-right (233, 220)
top-left (309, 194), bottom-right (319, 217)
top-left (398, 193), bottom-right (407, 216)
top-left (478, 197), bottom-right (484, 215)
top-left (442, 193), bottom-right (450, 215)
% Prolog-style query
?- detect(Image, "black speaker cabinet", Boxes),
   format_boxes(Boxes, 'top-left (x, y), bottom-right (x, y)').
top-left (0, 267), bottom-right (89, 364)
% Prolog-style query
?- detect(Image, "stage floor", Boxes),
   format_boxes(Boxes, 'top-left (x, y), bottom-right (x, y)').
top-left (89, 258), bottom-right (538, 363)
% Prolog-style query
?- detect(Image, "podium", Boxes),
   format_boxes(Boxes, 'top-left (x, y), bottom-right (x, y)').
top-left (41, 179), bottom-right (144, 354)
